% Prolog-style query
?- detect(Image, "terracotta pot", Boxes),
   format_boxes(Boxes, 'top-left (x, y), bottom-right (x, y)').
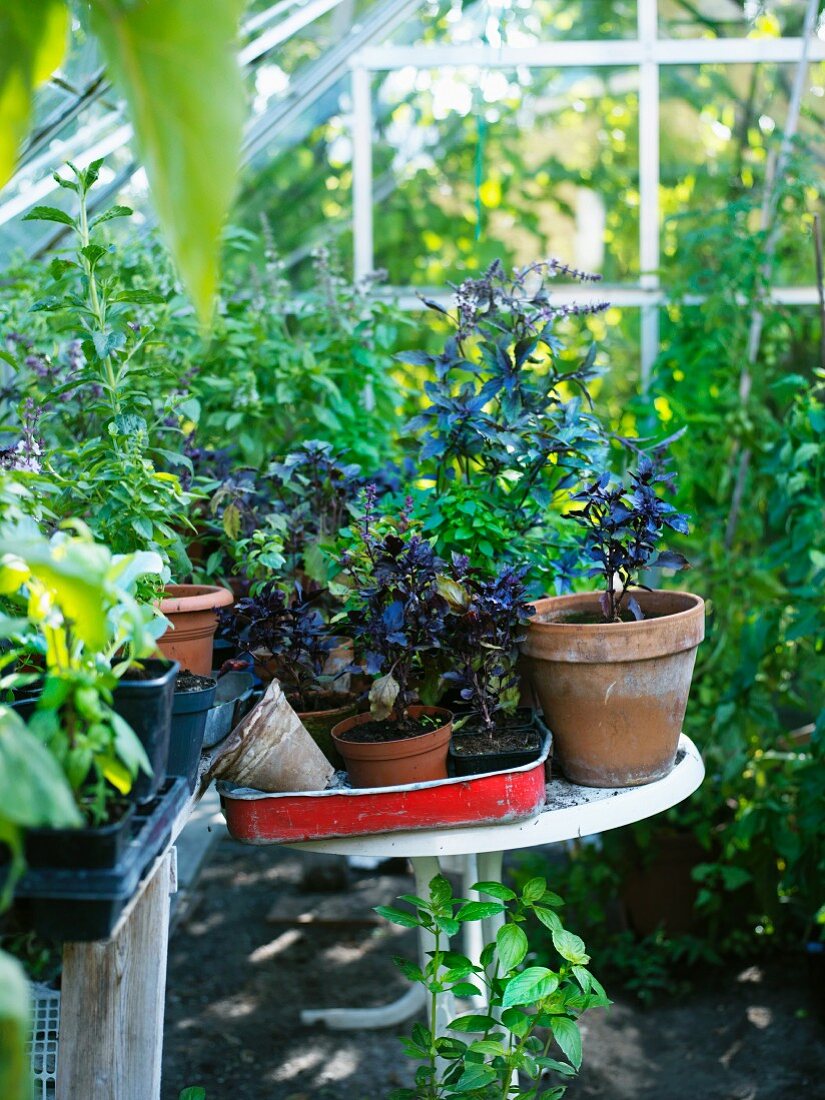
top-left (158, 584), bottom-right (234, 677)
top-left (297, 698), bottom-right (361, 770)
top-left (520, 590), bottom-right (704, 788)
top-left (331, 705), bottom-right (452, 789)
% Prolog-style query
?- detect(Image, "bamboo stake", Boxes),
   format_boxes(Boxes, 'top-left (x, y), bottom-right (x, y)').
top-left (814, 211), bottom-right (825, 374)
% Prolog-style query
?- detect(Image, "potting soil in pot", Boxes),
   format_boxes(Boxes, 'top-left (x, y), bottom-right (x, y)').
top-left (336, 712), bottom-right (443, 743)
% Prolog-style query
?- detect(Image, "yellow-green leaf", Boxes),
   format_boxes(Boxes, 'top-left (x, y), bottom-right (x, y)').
top-left (0, 0), bottom-right (68, 188)
top-left (90, 0), bottom-right (246, 322)
top-left (0, 950), bottom-right (30, 1100)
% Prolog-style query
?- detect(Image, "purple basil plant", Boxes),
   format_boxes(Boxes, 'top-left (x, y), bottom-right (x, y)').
top-left (342, 489), bottom-right (449, 728)
top-left (220, 582), bottom-right (336, 710)
top-left (568, 452), bottom-right (690, 623)
top-left (441, 556), bottom-right (535, 738)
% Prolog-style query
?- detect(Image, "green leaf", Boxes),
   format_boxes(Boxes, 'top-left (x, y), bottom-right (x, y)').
top-left (496, 922), bottom-right (528, 973)
top-left (552, 929), bottom-right (589, 965)
top-left (456, 900), bottom-right (506, 922)
top-left (428, 874), bottom-right (453, 908)
top-left (0, 950), bottom-right (30, 1100)
top-left (374, 905), bottom-right (419, 929)
top-left (550, 1016), bottom-right (582, 1070)
top-left (501, 967), bottom-right (559, 1008)
top-left (455, 1063), bottom-right (497, 1092)
top-left (447, 1013), bottom-right (498, 1033)
top-left (472, 880), bottom-right (517, 901)
top-left (22, 204), bottom-right (76, 227)
top-left (0, 0), bottom-right (68, 187)
top-left (571, 965), bottom-right (592, 993)
top-left (178, 1090), bottom-right (206, 1100)
top-left (500, 1006), bottom-right (532, 1037)
top-left (522, 876), bottom-right (547, 902)
top-left (90, 0), bottom-right (246, 321)
top-left (0, 706), bottom-right (82, 828)
top-left (535, 1057), bottom-right (577, 1077)
top-left (533, 906), bottom-right (563, 933)
top-left (90, 204), bottom-right (133, 228)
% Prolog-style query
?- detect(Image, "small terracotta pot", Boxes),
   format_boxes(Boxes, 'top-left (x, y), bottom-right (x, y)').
top-left (158, 584), bottom-right (234, 677)
top-left (520, 590), bottom-right (704, 788)
top-left (297, 698), bottom-right (361, 769)
top-left (331, 705), bottom-right (452, 789)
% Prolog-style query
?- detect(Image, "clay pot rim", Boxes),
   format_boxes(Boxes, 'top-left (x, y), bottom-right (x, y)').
top-left (529, 590), bottom-right (703, 634)
top-left (160, 584), bottom-right (234, 615)
top-left (331, 705), bottom-right (453, 750)
top-left (524, 590), bottom-right (704, 665)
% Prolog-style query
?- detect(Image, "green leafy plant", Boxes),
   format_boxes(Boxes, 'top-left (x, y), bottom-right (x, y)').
top-left (0, 522), bottom-right (165, 822)
top-left (1, 0), bottom-right (246, 320)
top-left (377, 873), bottom-right (610, 1099)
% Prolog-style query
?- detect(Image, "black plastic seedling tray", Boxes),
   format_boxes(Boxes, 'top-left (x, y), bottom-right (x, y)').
top-left (13, 778), bottom-right (188, 942)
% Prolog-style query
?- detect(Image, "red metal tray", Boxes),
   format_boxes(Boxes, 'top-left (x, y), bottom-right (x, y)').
top-left (218, 732), bottom-right (552, 844)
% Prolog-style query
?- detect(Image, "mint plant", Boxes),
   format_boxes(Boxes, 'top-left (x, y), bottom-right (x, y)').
top-left (378, 873), bottom-right (610, 1100)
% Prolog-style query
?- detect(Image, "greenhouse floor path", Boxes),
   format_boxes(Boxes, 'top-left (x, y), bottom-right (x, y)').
top-left (162, 826), bottom-right (825, 1100)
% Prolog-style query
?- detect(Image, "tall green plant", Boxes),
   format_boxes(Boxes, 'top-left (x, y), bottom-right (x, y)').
top-left (1, 0), bottom-right (246, 320)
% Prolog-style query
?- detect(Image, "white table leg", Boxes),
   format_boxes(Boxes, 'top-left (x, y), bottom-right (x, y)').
top-left (477, 850), bottom-right (505, 947)
top-left (299, 855), bottom-right (445, 1031)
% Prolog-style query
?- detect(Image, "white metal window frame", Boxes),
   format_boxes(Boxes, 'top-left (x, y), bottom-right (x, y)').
top-left (350, 0), bottom-right (825, 382)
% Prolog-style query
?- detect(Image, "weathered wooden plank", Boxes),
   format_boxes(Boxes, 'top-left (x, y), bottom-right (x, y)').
top-left (56, 851), bottom-right (172, 1100)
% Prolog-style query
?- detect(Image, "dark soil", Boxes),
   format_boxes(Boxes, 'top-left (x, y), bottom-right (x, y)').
top-left (291, 691), bottom-right (359, 716)
top-left (337, 712), bottom-right (445, 744)
top-left (451, 713), bottom-right (539, 756)
top-left (176, 671), bottom-right (217, 693)
top-left (163, 837), bottom-right (825, 1100)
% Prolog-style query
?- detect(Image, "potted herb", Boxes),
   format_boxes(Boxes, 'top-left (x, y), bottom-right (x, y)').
top-left (400, 259), bottom-right (608, 584)
top-left (331, 497), bottom-right (452, 788)
top-left (221, 582), bottom-right (358, 767)
top-left (521, 452), bottom-right (705, 787)
top-left (163, 669), bottom-right (218, 793)
top-left (0, 524), bottom-right (166, 845)
top-left (378, 873), bottom-right (610, 1100)
top-left (440, 557), bottom-right (546, 776)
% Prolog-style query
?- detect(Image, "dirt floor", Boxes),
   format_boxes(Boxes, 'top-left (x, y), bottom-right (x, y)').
top-left (162, 835), bottom-right (825, 1100)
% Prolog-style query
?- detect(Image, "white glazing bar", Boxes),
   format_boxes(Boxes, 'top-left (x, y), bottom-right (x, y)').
top-left (357, 37), bottom-right (825, 70)
top-left (351, 64), bottom-right (374, 281)
top-left (385, 284), bottom-right (822, 312)
top-left (638, 0), bottom-right (660, 391)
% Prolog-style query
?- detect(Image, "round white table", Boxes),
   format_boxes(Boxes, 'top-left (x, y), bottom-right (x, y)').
top-left (293, 734), bottom-right (704, 1031)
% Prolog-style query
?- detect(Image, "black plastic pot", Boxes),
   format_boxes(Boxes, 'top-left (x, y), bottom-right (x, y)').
top-left (112, 659), bottom-right (178, 803)
top-left (168, 675), bottom-right (217, 791)
top-left (24, 805), bottom-right (135, 871)
top-left (12, 778), bottom-right (188, 942)
top-left (449, 710), bottom-right (547, 777)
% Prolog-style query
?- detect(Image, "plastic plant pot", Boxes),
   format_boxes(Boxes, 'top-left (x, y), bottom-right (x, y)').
top-left (168, 674), bottom-right (217, 792)
top-left (112, 658), bottom-right (178, 803)
top-left (24, 805), bottom-right (136, 871)
top-left (448, 711), bottom-right (547, 778)
top-left (202, 671), bottom-right (255, 748)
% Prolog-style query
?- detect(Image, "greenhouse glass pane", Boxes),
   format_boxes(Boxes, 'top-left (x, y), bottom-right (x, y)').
top-left (386, 0), bottom-right (638, 45)
top-left (233, 75), bottom-right (354, 283)
top-left (372, 66), bottom-right (639, 287)
top-left (659, 0), bottom-right (816, 39)
top-left (660, 62), bottom-right (825, 286)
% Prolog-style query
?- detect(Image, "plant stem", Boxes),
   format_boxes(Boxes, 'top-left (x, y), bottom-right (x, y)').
top-left (77, 184), bottom-right (120, 419)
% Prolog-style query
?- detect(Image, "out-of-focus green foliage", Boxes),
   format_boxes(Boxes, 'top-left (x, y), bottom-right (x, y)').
top-left (1, 0), bottom-right (246, 320)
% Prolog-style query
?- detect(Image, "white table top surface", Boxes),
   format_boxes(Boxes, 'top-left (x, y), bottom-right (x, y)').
top-left (286, 734), bottom-right (704, 858)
